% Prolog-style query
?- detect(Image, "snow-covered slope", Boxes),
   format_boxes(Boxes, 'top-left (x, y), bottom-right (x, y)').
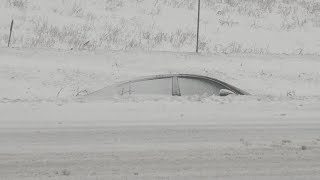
top-left (1, 0), bottom-right (320, 54)
top-left (1, 47), bottom-right (320, 101)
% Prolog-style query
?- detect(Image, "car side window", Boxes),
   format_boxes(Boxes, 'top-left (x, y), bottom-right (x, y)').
top-left (118, 78), bottom-right (172, 95)
top-left (178, 77), bottom-right (225, 96)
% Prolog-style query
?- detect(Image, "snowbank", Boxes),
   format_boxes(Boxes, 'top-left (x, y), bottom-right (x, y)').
top-left (0, 47), bottom-right (319, 101)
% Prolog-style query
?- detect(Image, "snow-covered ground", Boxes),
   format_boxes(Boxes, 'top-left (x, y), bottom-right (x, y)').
top-left (1, 48), bottom-right (320, 179)
top-left (1, 1), bottom-right (320, 179)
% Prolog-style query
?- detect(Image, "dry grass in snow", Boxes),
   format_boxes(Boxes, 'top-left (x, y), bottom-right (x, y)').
top-left (0, 0), bottom-right (320, 54)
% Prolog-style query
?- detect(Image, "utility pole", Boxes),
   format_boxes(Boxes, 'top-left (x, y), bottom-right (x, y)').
top-left (8, 19), bottom-right (14, 47)
top-left (196, 0), bottom-right (200, 53)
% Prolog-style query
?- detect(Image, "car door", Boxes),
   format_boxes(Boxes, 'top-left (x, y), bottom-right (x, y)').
top-left (177, 77), bottom-right (225, 96)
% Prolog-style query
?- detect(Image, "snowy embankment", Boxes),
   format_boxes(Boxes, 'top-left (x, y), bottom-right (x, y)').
top-left (1, 47), bottom-right (320, 126)
top-left (1, 47), bottom-right (320, 99)
top-left (1, 48), bottom-right (320, 179)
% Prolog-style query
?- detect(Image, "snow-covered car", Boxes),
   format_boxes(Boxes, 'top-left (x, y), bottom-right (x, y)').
top-left (86, 74), bottom-right (249, 99)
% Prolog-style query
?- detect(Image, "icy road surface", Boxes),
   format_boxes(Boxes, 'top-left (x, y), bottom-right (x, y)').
top-left (1, 48), bottom-right (320, 179)
top-left (1, 102), bottom-right (320, 180)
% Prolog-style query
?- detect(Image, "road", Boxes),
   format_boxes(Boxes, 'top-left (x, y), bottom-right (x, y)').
top-left (1, 102), bottom-right (320, 180)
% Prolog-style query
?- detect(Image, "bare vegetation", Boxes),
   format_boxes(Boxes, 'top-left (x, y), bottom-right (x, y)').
top-left (1, 0), bottom-right (320, 54)
top-left (6, 0), bottom-right (28, 9)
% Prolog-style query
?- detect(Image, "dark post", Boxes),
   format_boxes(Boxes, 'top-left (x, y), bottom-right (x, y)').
top-left (196, 0), bottom-right (200, 53)
top-left (8, 19), bottom-right (14, 47)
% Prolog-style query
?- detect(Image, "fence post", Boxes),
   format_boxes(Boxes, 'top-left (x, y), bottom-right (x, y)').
top-left (196, 0), bottom-right (200, 53)
top-left (8, 19), bottom-right (14, 47)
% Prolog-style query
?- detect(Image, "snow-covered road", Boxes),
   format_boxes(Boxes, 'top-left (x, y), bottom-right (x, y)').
top-left (1, 101), bottom-right (320, 179)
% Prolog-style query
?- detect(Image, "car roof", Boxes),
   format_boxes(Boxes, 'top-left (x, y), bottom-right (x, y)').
top-left (116, 74), bottom-right (250, 95)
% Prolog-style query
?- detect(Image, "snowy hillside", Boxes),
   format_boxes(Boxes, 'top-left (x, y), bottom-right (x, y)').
top-left (1, 0), bottom-right (320, 54)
